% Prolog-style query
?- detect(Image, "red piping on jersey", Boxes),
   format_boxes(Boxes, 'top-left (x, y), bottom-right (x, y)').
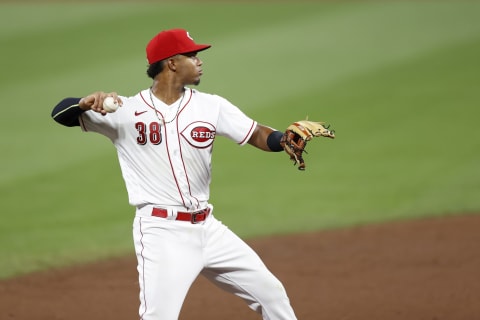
top-left (79, 114), bottom-right (87, 131)
top-left (175, 89), bottom-right (201, 209)
top-left (163, 124), bottom-right (187, 207)
top-left (139, 90), bottom-right (164, 119)
top-left (140, 89), bottom-right (188, 207)
top-left (138, 218), bottom-right (148, 319)
top-left (239, 120), bottom-right (256, 145)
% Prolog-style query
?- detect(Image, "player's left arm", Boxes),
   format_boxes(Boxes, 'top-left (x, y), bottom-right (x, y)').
top-left (247, 124), bottom-right (284, 152)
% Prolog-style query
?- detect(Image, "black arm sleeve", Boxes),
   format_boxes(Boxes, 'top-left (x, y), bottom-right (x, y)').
top-left (51, 97), bottom-right (85, 127)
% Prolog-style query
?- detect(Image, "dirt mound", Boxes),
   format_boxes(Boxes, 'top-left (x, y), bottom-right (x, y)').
top-left (1, 213), bottom-right (479, 319)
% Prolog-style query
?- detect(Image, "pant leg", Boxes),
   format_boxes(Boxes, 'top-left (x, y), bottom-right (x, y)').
top-left (133, 216), bottom-right (204, 320)
top-left (201, 215), bottom-right (297, 320)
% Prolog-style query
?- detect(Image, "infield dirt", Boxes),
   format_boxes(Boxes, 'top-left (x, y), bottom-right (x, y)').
top-left (1, 213), bottom-right (479, 319)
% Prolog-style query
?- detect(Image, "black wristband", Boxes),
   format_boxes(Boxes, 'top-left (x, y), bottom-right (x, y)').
top-left (267, 131), bottom-right (284, 152)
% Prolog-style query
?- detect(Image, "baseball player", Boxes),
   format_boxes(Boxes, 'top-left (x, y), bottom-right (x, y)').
top-left (51, 28), bottom-right (300, 320)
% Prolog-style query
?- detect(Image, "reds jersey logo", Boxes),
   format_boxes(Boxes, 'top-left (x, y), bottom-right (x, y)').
top-left (181, 122), bottom-right (216, 148)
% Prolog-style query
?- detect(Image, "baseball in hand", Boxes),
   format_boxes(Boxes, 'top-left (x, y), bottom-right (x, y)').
top-left (103, 96), bottom-right (119, 113)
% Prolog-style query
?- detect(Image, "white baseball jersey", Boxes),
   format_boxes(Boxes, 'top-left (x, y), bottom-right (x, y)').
top-left (79, 88), bottom-right (257, 210)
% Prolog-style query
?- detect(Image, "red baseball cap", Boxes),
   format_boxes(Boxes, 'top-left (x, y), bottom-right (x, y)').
top-left (146, 29), bottom-right (211, 64)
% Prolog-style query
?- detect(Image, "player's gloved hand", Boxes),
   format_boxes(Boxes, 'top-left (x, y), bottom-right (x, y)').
top-left (280, 120), bottom-right (335, 170)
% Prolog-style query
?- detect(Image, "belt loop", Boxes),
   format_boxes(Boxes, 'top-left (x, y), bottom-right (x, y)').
top-left (167, 208), bottom-right (176, 220)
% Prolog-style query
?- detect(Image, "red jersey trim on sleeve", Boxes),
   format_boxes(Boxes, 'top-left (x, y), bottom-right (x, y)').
top-left (238, 120), bottom-right (257, 146)
top-left (79, 114), bottom-right (88, 132)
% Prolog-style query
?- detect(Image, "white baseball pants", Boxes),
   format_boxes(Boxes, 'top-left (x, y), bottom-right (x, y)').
top-left (133, 205), bottom-right (297, 320)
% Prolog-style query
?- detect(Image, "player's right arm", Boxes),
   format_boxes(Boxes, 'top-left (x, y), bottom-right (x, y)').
top-left (51, 97), bottom-right (85, 127)
top-left (51, 92), bottom-right (121, 126)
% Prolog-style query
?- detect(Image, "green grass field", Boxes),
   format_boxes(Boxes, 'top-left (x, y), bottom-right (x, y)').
top-left (1, 1), bottom-right (480, 279)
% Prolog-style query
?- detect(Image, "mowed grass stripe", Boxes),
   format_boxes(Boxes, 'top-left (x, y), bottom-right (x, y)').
top-left (286, 36), bottom-right (480, 222)
top-left (0, 3), bottom-right (323, 90)
top-left (0, 4), bottom-right (144, 39)
top-left (0, 153), bottom-right (132, 278)
top-left (202, 1), bottom-right (480, 109)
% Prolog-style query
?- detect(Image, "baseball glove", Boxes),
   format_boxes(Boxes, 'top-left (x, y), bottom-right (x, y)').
top-left (280, 120), bottom-right (335, 170)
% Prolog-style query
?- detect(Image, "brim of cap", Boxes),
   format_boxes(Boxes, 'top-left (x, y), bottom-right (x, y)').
top-left (180, 44), bottom-right (211, 55)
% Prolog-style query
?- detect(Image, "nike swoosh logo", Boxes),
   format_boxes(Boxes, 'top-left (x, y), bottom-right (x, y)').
top-left (135, 110), bottom-right (148, 116)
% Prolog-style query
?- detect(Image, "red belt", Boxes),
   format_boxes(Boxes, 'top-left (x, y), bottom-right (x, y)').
top-left (151, 207), bottom-right (210, 224)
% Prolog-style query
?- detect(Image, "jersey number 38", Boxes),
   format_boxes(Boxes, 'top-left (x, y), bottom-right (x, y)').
top-left (135, 122), bottom-right (162, 145)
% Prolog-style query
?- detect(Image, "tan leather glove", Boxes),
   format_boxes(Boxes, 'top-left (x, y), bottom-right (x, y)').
top-left (280, 120), bottom-right (335, 170)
